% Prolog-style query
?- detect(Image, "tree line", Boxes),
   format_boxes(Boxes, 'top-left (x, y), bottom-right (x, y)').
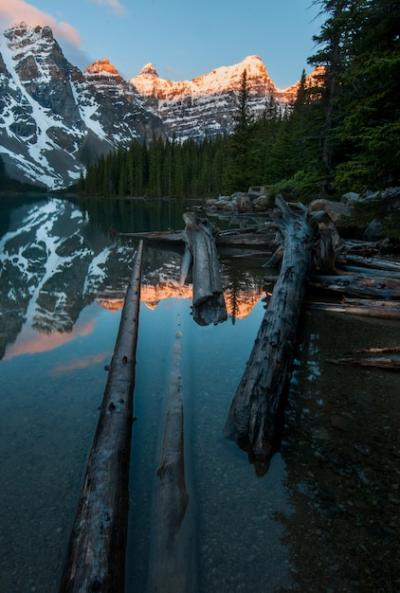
top-left (80, 0), bottom-right (400, 199)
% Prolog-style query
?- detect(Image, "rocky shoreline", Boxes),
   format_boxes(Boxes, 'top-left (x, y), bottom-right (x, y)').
top-left (206, 186), bottom-right (400, 247)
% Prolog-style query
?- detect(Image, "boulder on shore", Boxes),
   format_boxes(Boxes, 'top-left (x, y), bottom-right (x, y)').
top-left (364, 219), bottom-right (384, 241)
top-left (253, 194), bottom-right (273, 211)
top-left (310, 198), bottom-right (351, 224)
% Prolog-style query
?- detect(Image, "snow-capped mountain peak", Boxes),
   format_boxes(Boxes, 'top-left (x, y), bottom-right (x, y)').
top-left (85, 58), bottom-right (121, 78)
top-left (0, 23), bottom-right (161, 189)
top-left (138, 63), bottom-right (159, 77)
top-left (0, 23), bottom-right (320, 188)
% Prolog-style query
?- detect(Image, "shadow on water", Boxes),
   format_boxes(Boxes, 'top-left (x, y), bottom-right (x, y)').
top-left (0, 196), bottom-right (399, 593)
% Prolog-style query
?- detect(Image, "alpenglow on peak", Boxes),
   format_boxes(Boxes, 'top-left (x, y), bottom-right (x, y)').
top-left (138, 63), bottom-right (159, 77)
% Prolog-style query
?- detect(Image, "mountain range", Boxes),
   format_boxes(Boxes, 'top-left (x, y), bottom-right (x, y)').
top-left (0, 22), bottom-right (319, 190)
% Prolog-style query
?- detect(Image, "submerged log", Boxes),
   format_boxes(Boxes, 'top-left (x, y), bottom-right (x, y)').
top-left (147, 329), bottom-right (197, 593)
top-left (180, 212), bottom-right (227, 326)
top-left (59, 242), bottom-right (143, 593)
top-left (224, 198), bottom-right (314, 469)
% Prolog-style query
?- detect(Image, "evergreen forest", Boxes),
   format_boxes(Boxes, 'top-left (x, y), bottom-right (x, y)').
top-left (81, 0), bottom-right (400, 199)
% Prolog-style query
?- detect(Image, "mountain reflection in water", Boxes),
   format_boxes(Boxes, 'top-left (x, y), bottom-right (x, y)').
top-left (1, 197), bottom-right (399, 593)
top-left (0, 197), bottom-right (265, 360)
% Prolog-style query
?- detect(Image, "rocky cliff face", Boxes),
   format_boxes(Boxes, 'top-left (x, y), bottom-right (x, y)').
top-left (0, 23), bottom-right (161, 189)
top-left (0, 22), bottom-right (321, 188)
top-left (130, 56), bottom-right (321, 140)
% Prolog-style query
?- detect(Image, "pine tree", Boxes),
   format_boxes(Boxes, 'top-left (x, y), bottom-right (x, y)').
top-left (224, 69), bottom-right (254, 192)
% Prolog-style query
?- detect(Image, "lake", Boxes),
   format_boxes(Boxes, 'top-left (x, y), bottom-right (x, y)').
top-left (0, 196), bottom-right (399, 593)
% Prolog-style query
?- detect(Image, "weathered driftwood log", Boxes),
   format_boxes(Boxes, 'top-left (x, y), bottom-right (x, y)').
top-left (307, 301), bottom-right (400, 320)
top-left (341, 254), bottom-right (400, 273)
top-left (338, 264), bottom-right (400, 280)
top-left (311, 274), bottom-right (400, 300)
top-left (327, 353), bottom-right (400, 371)
top-left (147, 329), bottom-right (197, 593)
top-left (180, 212), bottom-right (227, 326)
top-left (224, 198), bottom-right (314, 469)
top-left (342, 239), bottom-right (379, 256)
top-left (59, 241), bottom-right (143, 593)
top-left (353, 346), bottom-right (400, 354)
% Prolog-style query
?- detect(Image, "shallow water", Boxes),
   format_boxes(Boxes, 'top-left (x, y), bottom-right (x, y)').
top-left (0, 196), bottom-right (399, 593)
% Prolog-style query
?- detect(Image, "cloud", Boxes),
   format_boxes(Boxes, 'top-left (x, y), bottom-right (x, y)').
top-left (0, 0), bottom-right (81, 46)
top-left (89, 0), bottom-right (126, 16)
top-left (5, 320), bottom-right (96, 359)
top-left (50, 351), bottom-right (110, 376)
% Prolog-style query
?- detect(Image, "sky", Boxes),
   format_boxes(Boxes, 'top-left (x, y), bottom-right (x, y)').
top-left (0, 0), bottom-right (324, 87)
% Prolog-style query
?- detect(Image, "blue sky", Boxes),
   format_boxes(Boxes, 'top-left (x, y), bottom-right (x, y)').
top-left (1, 0), bottom-right (323, 87)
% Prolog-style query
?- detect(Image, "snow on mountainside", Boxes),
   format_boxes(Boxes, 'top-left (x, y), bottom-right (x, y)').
top-left (0, 23), bottom-right (161, 189)
top-left (131, 55), bottom-right (322, 140)
top-left (0, 23), bottom-right (321, 189)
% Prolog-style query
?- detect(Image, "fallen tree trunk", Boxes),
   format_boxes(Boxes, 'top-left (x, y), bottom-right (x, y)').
top-left (147, 329), bottom-right (197, 593)
top-left (180, 213), bottom-right (227, 326)
top-left (224, 198), bottom-right (314, 470)
top-left (59, 241), bottom-right (144, 593)
top-left (311, 274), bottom-right (400, 300)
top-left (307, 301), bottom-right (400, 320)
top-left (342, 239), bottom-right (379, 255)
top-left (327, 354), bottom-right (400, 371)
top-left (338, 264), bottom-right (400, 280)
top-left (341, 254), bottom-right (400, 273)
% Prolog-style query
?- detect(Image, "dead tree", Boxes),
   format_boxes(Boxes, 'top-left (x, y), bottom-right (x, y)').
top-left (224, 198), bottom-right (314, 469)
top-left (59, 241), bottom-right (144, 593)
top-left (180, 212), bottom-right (227, 326)
top-left (311, 274), bottom-right (400, 299)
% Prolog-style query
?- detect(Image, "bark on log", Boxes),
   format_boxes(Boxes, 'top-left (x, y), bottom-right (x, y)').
top-left (181, 213), bottom-right (227, 326)
top-left (59, 241), bottom-right (144, 593)
top-left (147, 329), bottom-right (197, 593)
top-left (224, 198), bottom-right (314, 469)
top-left (311, 274), bottom-right (400, 300)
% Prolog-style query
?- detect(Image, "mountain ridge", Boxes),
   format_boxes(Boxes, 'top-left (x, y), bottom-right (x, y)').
top-left (0, 22), bottom-right (319, 189)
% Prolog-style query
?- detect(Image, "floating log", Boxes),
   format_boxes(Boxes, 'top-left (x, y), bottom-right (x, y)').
top-left (59, 241), bottom-right (144, 593)
top-left (224, 198), bottom-right (314, 470)
top-left (311, 274), bottom-right (400, 300)
top-left (147, 329), bottom-right (197, 593)
top-left (180, 213), bottom-right (227, 326)
top-left (119, 230), bottom-right (184, 243)
top-left (119, 228), bottom-right (274, 248)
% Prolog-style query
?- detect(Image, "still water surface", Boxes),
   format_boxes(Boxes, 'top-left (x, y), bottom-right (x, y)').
top-left (0, 196), bottom-right (399, 593)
